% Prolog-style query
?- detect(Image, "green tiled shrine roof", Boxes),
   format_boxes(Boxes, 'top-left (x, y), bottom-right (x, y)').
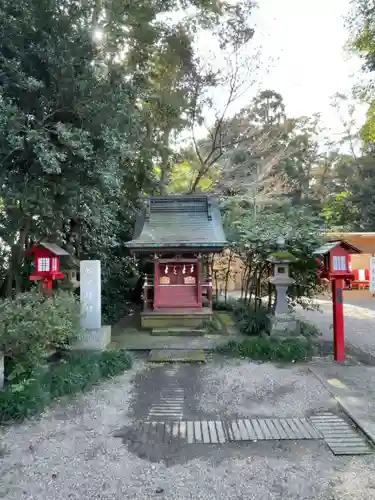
top-left (125, 195), bottom-right (227, 250)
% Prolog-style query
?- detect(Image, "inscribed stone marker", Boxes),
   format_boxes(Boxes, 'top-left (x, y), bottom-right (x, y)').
top-left (80, 260), bottom-right (101, 330)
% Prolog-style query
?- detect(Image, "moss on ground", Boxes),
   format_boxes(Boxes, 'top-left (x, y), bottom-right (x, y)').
top-left (217, 312), bottom-right (235, 326)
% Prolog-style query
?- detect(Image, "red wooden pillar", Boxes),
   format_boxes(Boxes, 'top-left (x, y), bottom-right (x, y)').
top-left (197, 253), bottom-right (202, 309)
top-left (332, 278), bottom-right (345, 362)
top-left (153, 253), bottom-right (160, 310)
top-left (207, 256), bottom-right (213, 308)
top-left (41, 278), bottom-right (53, 297)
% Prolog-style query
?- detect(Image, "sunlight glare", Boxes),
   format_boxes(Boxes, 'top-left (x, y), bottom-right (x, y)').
top-left (92, 28), bottom-right (104, 43)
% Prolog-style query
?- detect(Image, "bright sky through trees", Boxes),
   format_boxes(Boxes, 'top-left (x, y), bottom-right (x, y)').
top-left (194, 0), bottom-right (367, 141)
top-left (250, 0), bottom-right (367, 137)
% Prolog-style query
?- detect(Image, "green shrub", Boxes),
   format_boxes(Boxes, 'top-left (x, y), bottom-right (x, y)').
top-left (218, 336), bottom-right (313, 362)
top-left (0, 376), bottom-right (51, 422)
top-left (49, 349), bottom-right (133, 397)
top-left (99, 349), bottom-right (133, 377)
top-left (0, 290), bottom-right (81, 381)
top-left (0, 349), bottom-right (133, 423)
top-left (49, 351), bottom-right (102, 398)
top-left (212, 298), bottom-right (238, 311)
top-left (213, 298), bottom-right (271, 335)
top-left (233, 302), bottom-right (270, 336)
top-left (299, 320), bottom-right (321, 338)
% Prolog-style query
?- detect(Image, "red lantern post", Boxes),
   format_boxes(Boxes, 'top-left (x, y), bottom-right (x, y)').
top-left (313, 240), bottom-right (361, 362)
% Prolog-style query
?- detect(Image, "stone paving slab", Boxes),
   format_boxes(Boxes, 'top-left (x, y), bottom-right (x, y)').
top-left (227, 418), bottom-right (321, 441)
top-left (130, 418), bottom-right (316, 445)
top-left (151, 328), bottom-right (205, 337)
top-left (127, 415), bottom-right (370, 451)
top-left (146, 365), bottom-right (185, 421)
top-left (309, 361), bottom-right (375, 447)
top-left (310, 412), bottom-right (373, 455)
top-left (149, 349), bottom-right (206, 363)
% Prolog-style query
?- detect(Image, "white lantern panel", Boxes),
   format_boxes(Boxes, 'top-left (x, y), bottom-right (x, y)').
top-left (332, 256), bottom-right (347, 271)
top-left (38, 257), bottom-right (50, 272)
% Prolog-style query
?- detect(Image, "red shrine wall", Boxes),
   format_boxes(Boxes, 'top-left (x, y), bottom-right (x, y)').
top-left (159, 262), bottom-right (197, 285)
top-left (156, 261), bottom-right (200, 309)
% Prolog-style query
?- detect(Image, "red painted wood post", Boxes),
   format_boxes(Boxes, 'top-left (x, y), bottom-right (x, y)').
top-left (206, 257), bottom-right (213, 308)
top-left (197, 253), bottom-right (202, 309)
top-left (371, 254), bottom-right (375, 297)
top-left (153, 254), bottom-right (160, 310)
top-left (41, 278), bottom-right (53, 297)
top-left (332, 278), bottom-right (345, 362)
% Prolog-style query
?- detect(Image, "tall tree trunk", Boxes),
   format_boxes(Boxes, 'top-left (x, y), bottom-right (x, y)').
top-left (267, 265), bottom-right (273, 312)
top-left (91, 0), bottom-right (102, 28)
top-left (242, 257), bottom-right (252, 303)
top-left (159, 128), bottom-right (172, 194)
top-left (213, 269), bottom-right (219, 299)
top-left (224, 249), bottom-right (233, 302)
top-left (6, 225), bottom-right (29, 297)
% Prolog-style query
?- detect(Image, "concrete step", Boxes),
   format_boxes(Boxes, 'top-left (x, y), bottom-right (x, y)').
top-left (151, 328), bottom-right (205, 337)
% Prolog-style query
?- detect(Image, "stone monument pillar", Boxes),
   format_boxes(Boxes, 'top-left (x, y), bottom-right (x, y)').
top-left (75, 260), bottom-right (111, 350)
top-left (267, 245), bottom-right (299, 337)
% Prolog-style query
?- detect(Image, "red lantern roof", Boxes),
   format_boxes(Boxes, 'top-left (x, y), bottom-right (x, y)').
top-left (25, 241), bottom-right (69, 257)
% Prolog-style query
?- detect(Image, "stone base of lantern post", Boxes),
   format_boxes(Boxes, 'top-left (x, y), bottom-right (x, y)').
top-left (73, 325), bottom-right (112, 351)
top-left (269, 312), bottom-right (301, 337)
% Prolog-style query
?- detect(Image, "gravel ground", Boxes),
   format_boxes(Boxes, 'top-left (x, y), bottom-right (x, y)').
top-left (296, 299), bottom-right (375, 357)
top-left (225, 290), bottom-right (375, 358)
top-left (198, 358), bottom-right (336, 419)
top-left (0, 361), bottom-right (143, 500)
top-left (2, 357), bottom-right (375, 499)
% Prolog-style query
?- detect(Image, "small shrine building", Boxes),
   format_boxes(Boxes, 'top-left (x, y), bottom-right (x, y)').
top-left (125, 195), bottom-right (227, 328)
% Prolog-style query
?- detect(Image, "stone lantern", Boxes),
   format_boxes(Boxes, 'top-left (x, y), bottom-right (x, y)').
top-left (60, 255), bottom-right (80, 291)
top-left (267, 236), bottom-right (299, 336)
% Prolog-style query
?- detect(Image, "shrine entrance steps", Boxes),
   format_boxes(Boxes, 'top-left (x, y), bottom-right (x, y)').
top-left (109, 330), bottom-right (244, 351)
top-left (110, 307), bottom-right (244, 350)
top-left (140, 308), bottom-right (212, 329)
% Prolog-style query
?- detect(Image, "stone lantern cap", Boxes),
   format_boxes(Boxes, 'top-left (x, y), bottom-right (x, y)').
top-left (266, 250), bottom-right (298, 264)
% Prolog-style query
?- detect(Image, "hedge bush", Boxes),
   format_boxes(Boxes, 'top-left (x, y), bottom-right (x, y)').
top-left (212, 297), bottom-right (238, 311)
top-left (0, 290), bottom-right (81, 381)
top-left (217, 336), bottom-right (313, 362)
top-left (233, 302), bottom-right (270, 336)
top-left (213, 297), bottom-right (271, 336)
top-left (0, 349), bottom-right (132, 423)
top-left (0, 376), bottom-right (51, 422)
